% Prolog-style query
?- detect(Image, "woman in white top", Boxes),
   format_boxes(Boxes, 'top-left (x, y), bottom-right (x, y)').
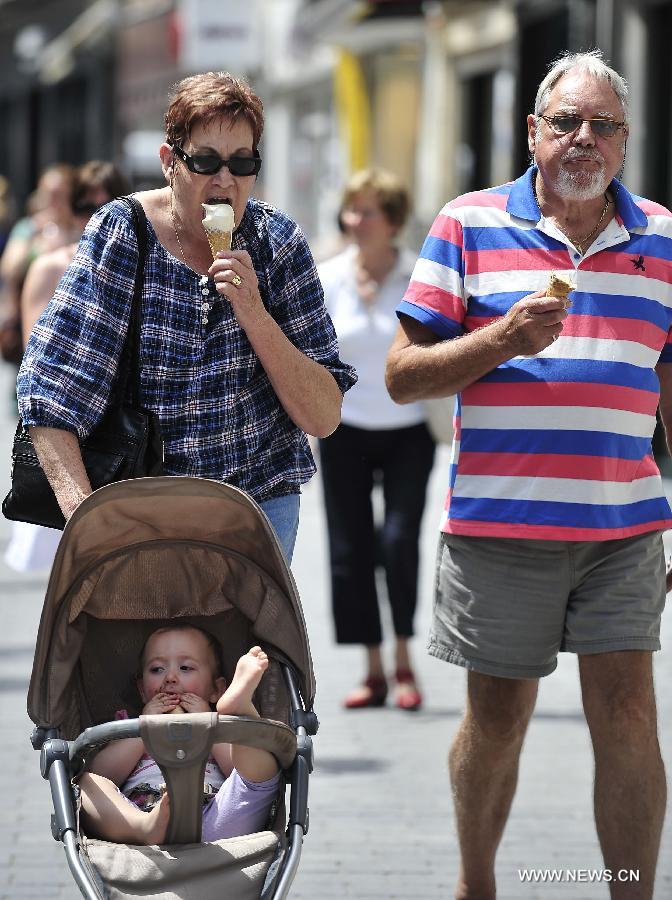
top-left (318, 170), bottom-right (435, 710)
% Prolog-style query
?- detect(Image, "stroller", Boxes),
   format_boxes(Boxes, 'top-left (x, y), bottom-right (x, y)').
top-left (28, 476), bottom-right (317, 899)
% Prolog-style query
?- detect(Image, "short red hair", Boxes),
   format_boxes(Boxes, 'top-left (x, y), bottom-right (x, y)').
top-left (165, 72), bottom-right (264, 152)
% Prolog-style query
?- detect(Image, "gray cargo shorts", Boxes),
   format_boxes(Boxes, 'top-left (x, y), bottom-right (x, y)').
top-left (429, 531), bottom-right (666, 679)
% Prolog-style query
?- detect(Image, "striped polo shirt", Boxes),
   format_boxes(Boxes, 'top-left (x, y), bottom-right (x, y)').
top-left (397, 166), bottom-right (672, 541)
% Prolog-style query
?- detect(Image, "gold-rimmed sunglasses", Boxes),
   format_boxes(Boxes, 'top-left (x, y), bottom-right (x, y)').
top-left (540, 115), bottom-right (626, 138)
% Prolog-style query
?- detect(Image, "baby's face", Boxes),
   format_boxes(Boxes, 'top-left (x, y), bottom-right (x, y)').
top-left (139, 628), bottom-right (220, 704)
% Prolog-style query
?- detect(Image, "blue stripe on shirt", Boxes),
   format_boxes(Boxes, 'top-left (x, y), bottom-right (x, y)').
top-left (420, 235), bottom-right (463, 272)
top-left (449, 495), bottom-right (670, 529)
top-left (480, 358), bottom-right (660, 392)
top-left (459, 428), bottom-right (652, 460)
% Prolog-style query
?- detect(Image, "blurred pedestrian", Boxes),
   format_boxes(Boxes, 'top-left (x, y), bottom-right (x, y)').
top-left (386, 50), bottom-right (668, 898)
top-left (16, 72), bottom-right (356, 562)
top-left (20, 161), bottom-right (130, 343)
top-left (0, 164), bottom-right (76, 365)
top-left (318, 169), bottom-right (435, 710)
top-left (5, 160), bottom-right (129, 575)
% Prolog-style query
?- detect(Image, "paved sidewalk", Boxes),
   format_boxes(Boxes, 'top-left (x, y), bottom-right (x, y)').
top-left (290, 470), bottom-right (672, 900)
top-left (0, 360), bottom-right (670, 898)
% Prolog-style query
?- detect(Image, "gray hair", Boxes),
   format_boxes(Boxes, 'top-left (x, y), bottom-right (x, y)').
top-left (534, 50), bottom-right (629, 122)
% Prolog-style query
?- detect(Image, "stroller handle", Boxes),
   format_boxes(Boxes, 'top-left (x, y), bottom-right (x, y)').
top-left (71, 713), bottom-right (297, 771)
top-left (71, 713), bottom-right (297, 845)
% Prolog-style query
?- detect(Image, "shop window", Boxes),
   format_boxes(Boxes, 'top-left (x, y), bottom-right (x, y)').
top-left (644, 1), bottom-right (672, 207)
top-left (514, 6), bottom-right (570, 173)
top-left (457, 71), bottom-right (494, 194)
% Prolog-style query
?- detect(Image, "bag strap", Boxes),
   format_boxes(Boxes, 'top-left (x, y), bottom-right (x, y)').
top-left (111, 195), bottom-right (148, 407)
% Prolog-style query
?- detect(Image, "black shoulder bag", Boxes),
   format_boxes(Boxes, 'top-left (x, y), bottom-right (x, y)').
top-left (2, 196), bottom-right (164, 530)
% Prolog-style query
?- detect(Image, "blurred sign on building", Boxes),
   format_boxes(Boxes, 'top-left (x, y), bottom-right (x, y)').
top-left (177, 0), bottom-right (261, 72)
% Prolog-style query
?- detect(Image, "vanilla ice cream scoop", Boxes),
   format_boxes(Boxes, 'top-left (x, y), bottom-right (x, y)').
top-left (202, 202), bottom-right (235, 258)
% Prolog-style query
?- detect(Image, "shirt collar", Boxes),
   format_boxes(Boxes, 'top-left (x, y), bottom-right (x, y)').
top-left (507, 165), bottom-right (647, 230)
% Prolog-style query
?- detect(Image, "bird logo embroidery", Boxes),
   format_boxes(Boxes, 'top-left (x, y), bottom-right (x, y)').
top-left (631, 255), bottom-right (646, 271)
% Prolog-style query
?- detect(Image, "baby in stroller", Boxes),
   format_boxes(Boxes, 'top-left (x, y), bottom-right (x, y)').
top-left (79, 624), bottom-right (280, 846)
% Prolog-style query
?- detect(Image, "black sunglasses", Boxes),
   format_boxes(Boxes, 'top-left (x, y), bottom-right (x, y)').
top-left (171, 144), bottom-right (262, 177)
top-left (540, 115), bottom-right (626, 138)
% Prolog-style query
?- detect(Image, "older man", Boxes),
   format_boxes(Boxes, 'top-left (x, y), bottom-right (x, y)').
top-left (386, 51), bottom-right (669, 899)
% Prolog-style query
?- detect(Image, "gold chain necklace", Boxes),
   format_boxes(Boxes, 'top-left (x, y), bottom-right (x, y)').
top-left (534, 180), bottom-right (611, 254)
top-left (170, 192), bottom-right (213, 325)
top-left (170, 191), bottom-right (189, 267)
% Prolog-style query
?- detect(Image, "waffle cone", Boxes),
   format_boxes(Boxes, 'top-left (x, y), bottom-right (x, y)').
top-left (204, 228), bottom-right (232, 259)
top-left (546, 272), bottom-right (573, 300)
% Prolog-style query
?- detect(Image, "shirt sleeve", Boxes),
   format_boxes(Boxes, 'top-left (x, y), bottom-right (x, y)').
top-left (266, 221), bottom-right (358, 395)
top-left (17, 201), bottom-right (139, 439)
top-left (396, 205), bottom-right (467, 339)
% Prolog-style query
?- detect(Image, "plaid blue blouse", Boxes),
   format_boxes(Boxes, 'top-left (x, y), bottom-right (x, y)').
top-left (17, 197), bottom-right (357, 501)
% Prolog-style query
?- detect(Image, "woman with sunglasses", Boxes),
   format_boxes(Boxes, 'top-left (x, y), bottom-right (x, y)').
top-left (17, 72), bottom-right (356, 561)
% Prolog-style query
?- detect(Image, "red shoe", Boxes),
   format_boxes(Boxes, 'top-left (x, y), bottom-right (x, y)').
top-left (343, 675), bottom-right (388, 709)
top-left (394, 669), bottom-right (422, 711)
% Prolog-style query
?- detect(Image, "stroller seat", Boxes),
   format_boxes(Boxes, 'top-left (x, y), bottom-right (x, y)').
top-left (84, 826), bottom-right (282, 900)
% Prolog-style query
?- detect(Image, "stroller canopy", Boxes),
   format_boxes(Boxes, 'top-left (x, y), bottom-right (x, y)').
top-left (28, 477), bottom-right (315, 738)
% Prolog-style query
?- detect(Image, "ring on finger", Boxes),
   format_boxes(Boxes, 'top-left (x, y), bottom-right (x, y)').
top-left (231, 273), bottom-right (242, 287)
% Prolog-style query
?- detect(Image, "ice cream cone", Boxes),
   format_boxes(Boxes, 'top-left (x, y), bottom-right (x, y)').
top-left (546, 272), bottom-right (574, 302)
top-left (204, 229), bottom-right (232, 259)
top-left (202, 202), bottom-right (235, 260)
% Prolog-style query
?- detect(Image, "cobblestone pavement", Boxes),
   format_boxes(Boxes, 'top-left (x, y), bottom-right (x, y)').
top-left (0, 364), bottom-right (670, 899)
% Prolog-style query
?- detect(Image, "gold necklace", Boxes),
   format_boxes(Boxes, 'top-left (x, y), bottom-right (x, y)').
top-left (170, 192), bottom-right (213, 325)
top-left (569, 195), bottom-right (610, 253)
top-left (170, 192), bottom-right (189, 266)
top-left (534, 180), bottom-right (611, 254)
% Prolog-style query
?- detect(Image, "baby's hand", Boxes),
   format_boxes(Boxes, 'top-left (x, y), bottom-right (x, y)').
top-left (142, 692), bottom-right (180, 715)
top-left (178, 693), bottom-right (211, 713)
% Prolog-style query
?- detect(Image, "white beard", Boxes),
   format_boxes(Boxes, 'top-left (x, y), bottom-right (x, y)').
top-left (555, 162), bottom-right (609, 200)
top-left (534, 131), bottom-right (619, 200)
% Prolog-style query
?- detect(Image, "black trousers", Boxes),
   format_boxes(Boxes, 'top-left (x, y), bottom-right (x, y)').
top-left (319, 422), bottom-right (436, 645)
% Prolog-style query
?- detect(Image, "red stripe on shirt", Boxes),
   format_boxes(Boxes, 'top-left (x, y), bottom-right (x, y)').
top-left (442, 517), bottom-right (672, 541)
top-left (428, 213), bottom-right (463, 243)
top-left (464, 247), bottom-right (571, 274)
top-left (457, 451), bottom-right (659, 482)
top-left (461, 381), bottom-right (658, 415)
top-left (585, 251), bottom-right (671, 282)
top-left (447, 191), bottom-right (509, 210)
top-left (463, 315), bottom-right (667, 349)
top-left (404, 280), bottom-right (464, 319)
top-left (559, 314), bottom-right (667, 350)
